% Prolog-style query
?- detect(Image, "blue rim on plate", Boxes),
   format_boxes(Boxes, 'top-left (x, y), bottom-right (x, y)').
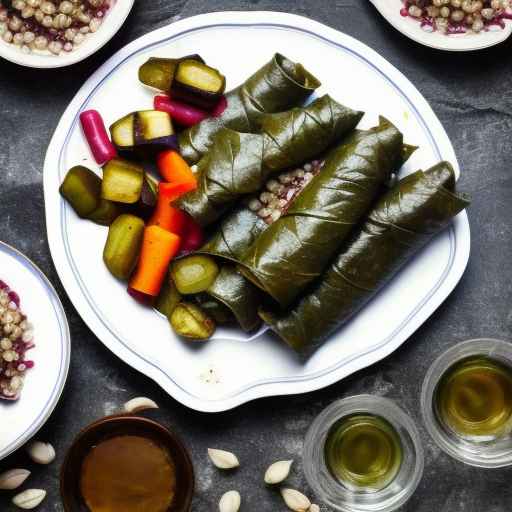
top-left (44, 12), bottom-right (470, 412)
top-left (0, 241), bottom-right (70, 460)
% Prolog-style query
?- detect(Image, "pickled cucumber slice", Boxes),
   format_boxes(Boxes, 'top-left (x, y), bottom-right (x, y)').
top-left (59, 165), bottom-right (101, 218)
top-left (102, 158), bottom-right (144, 204)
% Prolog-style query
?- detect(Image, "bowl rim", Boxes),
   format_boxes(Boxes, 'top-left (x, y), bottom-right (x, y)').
top-left (60, 413), bottom-right (195, 512)
top-left (0, 0), bottom-right (135, 69)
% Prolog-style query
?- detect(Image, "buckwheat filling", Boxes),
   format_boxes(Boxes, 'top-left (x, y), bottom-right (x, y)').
top-left (247, 159), bottom-right (324, 224)
top-left (0, 280), bottom-right (34, 400)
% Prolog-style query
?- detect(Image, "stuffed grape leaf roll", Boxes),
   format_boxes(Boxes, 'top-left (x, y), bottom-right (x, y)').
top-left (238, 117), bottom-right (405, 308)
top-left (203, 265), bottom-right (264, 332)
top-left (177, 95), bottom-right (363, 226)
top-left (259, 162), bottom-right (470, 355)
top-left (178, 53), bottom-right (321, 164)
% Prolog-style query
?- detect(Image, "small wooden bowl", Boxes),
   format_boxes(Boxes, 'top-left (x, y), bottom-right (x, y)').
top-left (60, 414), bottom-right (194, 512)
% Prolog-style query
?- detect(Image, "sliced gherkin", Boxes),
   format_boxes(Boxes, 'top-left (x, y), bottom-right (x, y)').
top-left (60, 165), bottom-right (101, 218)
top-left (103, 214), bottom-right (145, 280)
top-left (138, 54), bottom-right (205, 91)
top-left (101, 158), bottom-right (144, 204)
top-left (170, 302), bottom-right (216, 340)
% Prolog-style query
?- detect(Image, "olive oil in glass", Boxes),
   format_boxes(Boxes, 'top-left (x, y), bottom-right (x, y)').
top-left (435, 356), bottom-right (512, 440)
top-left (324, 414), bottom-right (403, 491)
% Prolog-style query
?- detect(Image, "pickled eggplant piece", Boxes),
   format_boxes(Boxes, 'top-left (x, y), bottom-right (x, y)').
top-left (170, 302), bottom-right (216, 340)
top-left (171, 59), bottom-right (226, 110)
top-left (87, 198), bottom-right (124, 226)
top-left (59, 165), bottom-right (101, 218)
top-left (138, 54), bottom-right (204, 91)
top-left (155, 276), bottom-right (182, 320)
top-left (170, 255), bottom-right (219, 295)
top-left (110, 111), bottom-right (178, 155)
top-left (136, 173), bottom-right (159, 219)
top-left (102, 158), bottom-right (144, 204)
top-left (103, 214), bottom-right (145, 280)
top-left (195, 294), bottom-right (235, 325)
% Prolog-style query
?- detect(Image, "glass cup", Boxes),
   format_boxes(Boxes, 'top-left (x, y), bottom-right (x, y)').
top-left (421, 337), bottom-right (512, 468)
top-left (303, 395), bottom-right (424, 512)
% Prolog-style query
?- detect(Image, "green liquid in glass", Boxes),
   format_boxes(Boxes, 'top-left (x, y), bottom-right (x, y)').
top-left (324, 414), bottom-right (402, 491)
top-left (435, 356), bottom-right (512, 439)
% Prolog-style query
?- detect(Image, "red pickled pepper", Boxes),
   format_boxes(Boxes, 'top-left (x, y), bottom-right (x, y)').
top-left (154, 94), bottom-right (227, 127)
top-left (154, 95), bottom-right (209, 127)
top-left (80, 110), bottom-right (117, 165)
top-left (179, 214), bottom-right (205, 255)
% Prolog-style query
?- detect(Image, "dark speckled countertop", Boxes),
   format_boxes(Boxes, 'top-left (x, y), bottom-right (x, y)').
top-left (1, 1), bottom-right (512, 510)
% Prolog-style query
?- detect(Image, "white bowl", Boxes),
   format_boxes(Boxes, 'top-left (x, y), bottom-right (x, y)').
top-left (0, 0), bottom-right (134, 68)
top-left (369, 0), bottom-right (512, 51)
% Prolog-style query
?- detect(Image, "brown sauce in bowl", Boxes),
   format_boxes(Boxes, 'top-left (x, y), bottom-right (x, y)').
top-left (80, 435), bottom-right (176, 512)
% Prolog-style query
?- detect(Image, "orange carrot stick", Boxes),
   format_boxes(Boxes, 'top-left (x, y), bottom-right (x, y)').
top-left (129, 225), bottom-right (181, 296)
top-left (148, 183), bottom-right (188, 235)
top-left (157, 150), bottom-right (197, 192)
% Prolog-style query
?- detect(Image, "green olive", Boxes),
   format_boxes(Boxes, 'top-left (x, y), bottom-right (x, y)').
top-left (170, 255), bottom-right (219, 295)
top-left (170, 302), bottom-right (216, 340)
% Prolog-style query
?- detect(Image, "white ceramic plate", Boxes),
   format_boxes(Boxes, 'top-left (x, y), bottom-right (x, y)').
top-left (369, 0), bottom-right (512, 51)
top-left (43, 11), bottom-right (470, 413)
top-left (0, 0), bottom-right (134, 68)
top-left (0, 242), bottom-right (70, 460)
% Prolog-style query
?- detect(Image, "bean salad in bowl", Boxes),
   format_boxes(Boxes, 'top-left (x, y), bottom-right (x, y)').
top-left (0, 0), bottom-right (111, 55)
top-left (402, 0), bottom-right (512, 34)
top-left (0, 280), bottom-right (34, 400)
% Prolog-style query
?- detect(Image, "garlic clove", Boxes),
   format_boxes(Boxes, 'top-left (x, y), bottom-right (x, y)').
top-left (208, 448), bottom-right (240, 469)
top-left (12, 489), bottom-right (46, 509)
top-left (309, 505), bottom-right (320, 512)
top-left (264, 459), bottom-right (293, 484)
top-left (123, 397), bottom-right (159, 413)
top-left (281, 488), bottom-right (311, 512)
top-left (26, 441), bottom-right (55, 465)
top-left (0, 469), bottom-right (31, 490)
top-left (219, 490), bottom-right (241, 512)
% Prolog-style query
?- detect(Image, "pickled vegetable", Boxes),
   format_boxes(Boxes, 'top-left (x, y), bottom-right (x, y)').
top-left (102, 158), bottom-right (144, 204)
top-left (154, 94), bottom-right (209, 127)
top-left (179, 214), bottom-right (204, 255)
top-left (155, 276), bottom-right (182, 319)
top-left (138, 54), bottom-right (205, 91)
top-left (129, 226), bottom-right (181, 296)
top-left (103, 214), bottom-right (145, 280)
top-left (148, 185), bottom-right (188, 235)
top-left (80, 109), bottom-right (117, 165)
top-left (136, 173), bottom-right (159, 219)
top-left (60, 165), bottom-right (101, 218)
top-left (127, 286), bottom-right (154, 306)
top-left (87, 198), bottom-right (124, 226)
top-left (110, 111), bottom-right (178, 155)
top-left (170, 255), bottom-right (219, 294)
top-left (171, 59), bottom-right (226, 110)
top-left (170, 302), bottom-right (216, 340)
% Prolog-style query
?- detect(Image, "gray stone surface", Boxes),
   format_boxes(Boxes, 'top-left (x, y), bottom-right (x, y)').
top-left (1, 0), bottom-right (512, 510)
